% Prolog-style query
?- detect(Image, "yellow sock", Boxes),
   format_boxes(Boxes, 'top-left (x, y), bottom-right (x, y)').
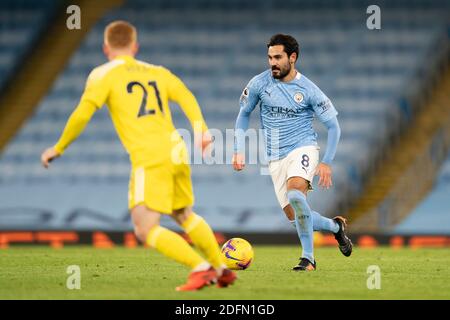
top-left (146, 225), bottom-right (205, 269)
top-left (181, 212), bottom-right (224, 269)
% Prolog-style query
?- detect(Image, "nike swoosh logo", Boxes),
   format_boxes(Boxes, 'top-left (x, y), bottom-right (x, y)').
top-left (225, 251), bottom-right (242, 261)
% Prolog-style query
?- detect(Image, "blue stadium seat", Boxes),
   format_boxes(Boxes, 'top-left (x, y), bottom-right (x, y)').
top-left (0, 0), bottom-right (57, 90)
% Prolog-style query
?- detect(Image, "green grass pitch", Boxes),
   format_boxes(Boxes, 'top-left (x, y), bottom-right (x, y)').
top-left (1, 246), bottom-right (449, 299)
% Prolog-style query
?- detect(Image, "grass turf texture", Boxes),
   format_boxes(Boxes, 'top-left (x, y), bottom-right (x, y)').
top-left (1, 246), bottom-right (449, 299)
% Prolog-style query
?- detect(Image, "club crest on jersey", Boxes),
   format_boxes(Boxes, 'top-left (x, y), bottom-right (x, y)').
top-left (294, 92), bottom-right (304, 104)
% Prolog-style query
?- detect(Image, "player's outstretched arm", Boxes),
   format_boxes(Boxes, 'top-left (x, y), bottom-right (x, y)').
top-left (176, 90), bottom-right (212, 157)
top-left (233, 107), bottom-right (252, 171)
top-left (315, 116), bottom-right (341, 189)
top-left (41, 100), bottom-right (97, 168)
top-left (233, 82), bottom-right (259, 171)
top-left (165, 70), bottom-right (212, 156)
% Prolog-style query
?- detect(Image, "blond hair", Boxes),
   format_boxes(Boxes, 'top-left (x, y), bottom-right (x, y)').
top-left (104, 20), bottom-right (137, 49)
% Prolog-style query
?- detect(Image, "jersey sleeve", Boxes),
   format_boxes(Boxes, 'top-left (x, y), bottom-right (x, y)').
top-left (80, 67), bottom-right (111, 109)
top-left (234, 77), bottom-right (261, 153)
top-left (165, 68), bottom-right (208, 133)
top-left (53, 99), bottom-right (97, 155)
top-left (310, 83), bottom-right (337, 123)
top-left (239, 77), bottom-right (260, 116)
top-left (321, 117), bottom-right (341, 165)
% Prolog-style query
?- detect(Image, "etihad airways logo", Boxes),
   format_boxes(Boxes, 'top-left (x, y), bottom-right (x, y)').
top-left (266, 106), bottom-right (302, 118)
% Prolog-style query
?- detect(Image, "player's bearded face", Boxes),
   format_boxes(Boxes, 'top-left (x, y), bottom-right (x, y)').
top-left (268, 46), bottom-right (292, 79)
top-left (271, 60), bottom-right (291, 79)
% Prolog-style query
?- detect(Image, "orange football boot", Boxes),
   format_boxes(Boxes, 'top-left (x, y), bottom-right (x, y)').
top-left (176, 267), bottom-right (217, 291)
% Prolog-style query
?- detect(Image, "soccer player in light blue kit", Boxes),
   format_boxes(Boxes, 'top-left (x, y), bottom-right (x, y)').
top-left (232, 34), bottom-right (353, 271)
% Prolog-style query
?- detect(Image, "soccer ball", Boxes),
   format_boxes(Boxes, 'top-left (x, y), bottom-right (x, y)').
top-left (221, 238), bottom-right (254, 270)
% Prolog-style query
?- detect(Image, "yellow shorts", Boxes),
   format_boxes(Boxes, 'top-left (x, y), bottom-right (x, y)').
top-left (128, 159), bottom-right (194, 214)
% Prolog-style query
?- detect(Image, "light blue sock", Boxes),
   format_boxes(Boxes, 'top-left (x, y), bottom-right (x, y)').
top-left (290, 212), bottom-right (339, 233)
top-left (287, 190), bottom-right (314, 263)
top-left (311, 211), bottom-right (339, 233)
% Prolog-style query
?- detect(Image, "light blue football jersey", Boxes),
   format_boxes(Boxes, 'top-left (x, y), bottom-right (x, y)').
top-left (235, 69), bottom-right (337, 161)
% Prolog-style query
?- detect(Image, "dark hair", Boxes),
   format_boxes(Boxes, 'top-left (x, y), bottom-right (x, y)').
top-left (267, 34), bottom-right (299, 61)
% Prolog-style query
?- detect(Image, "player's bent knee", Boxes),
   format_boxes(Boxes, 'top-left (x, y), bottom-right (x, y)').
top-left (171, 207), bottom-right (193, 225)
top-left (131, 205), bottom-right (161, 243)
top-left (287, 177), bottom-right (309, 194)
top-left (134, 224), bottom-right (156, 243)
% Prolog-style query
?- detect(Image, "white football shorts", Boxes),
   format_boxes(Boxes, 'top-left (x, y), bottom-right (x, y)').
top-left (268, 145), bottom-right (320, 209)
